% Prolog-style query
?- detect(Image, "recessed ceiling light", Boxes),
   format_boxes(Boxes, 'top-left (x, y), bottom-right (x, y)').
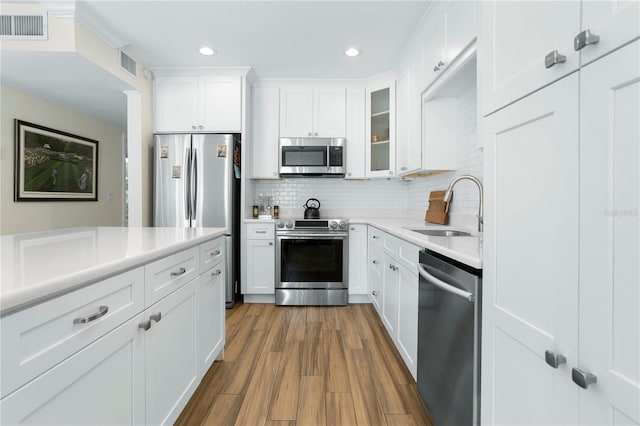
top-left (345, 48), bottom-right (360, 57)
top-left (199, 46), bottom-right (215, 56)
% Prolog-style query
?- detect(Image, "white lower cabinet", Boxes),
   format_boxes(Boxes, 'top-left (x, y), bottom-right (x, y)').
top-left (367, 226), bottom-right (419, 380)
top-left (246, 223), bottom-right (275, 294)
top-left (0, 313), bottom-right (146, 425)
top-left (0, 239), bottom-right (227, 426)
top-left (197, 263), bottom-right (225, 376)
top-left (348, 224), bottom-right (368, 296)
top-left (144, 280), bottom-right (198, 426)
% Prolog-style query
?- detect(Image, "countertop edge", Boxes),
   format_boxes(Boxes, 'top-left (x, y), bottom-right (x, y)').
top-left (1, 228), bottom-right (227, 316)
top-left (349, 218), bottom-right (483, 269)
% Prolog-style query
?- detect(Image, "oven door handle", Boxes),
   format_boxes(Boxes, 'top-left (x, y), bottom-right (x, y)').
top-left (417, 263), bottom-right (475, 303)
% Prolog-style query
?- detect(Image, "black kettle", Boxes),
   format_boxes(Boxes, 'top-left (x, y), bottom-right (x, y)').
top-left (303, 198), bottom-right (321, 219)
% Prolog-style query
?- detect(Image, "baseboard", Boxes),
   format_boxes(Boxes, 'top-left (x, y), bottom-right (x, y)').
top-left (243, 294), bottom-right (276, 304)
top-left (348, 294), bottom-right (371, 304)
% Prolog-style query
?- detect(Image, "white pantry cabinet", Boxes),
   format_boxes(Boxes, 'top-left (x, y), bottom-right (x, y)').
top-left (345, 88), bottom-right (366, 179)
top-left (280, 87), bottom-right (346, 137)
top-left (246, 223), bottom-right (275, 294)
top-left (479, 1), bottom-right (580, 116)
top-left (154, 75), bottom-right (242, 132)
top-left (482, 73), bottom-right (580, 426)
top-left (348, 224), bottom-right (368, 296)
top-left (482, 40), bottom-right (640, 426)
top-left (578, 40), bottom-right (639, 425)
top-left (251, 87), bottom-right (280, 179)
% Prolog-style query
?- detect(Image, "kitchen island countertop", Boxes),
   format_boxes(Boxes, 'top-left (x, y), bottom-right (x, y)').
top-left (0, 226), bottom-right (226, 315)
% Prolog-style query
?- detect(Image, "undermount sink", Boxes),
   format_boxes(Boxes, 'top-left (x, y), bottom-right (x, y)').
top-left (406, 229), bottom-right (473, 237)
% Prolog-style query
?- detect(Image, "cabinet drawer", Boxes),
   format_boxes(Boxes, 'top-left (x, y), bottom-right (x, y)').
top-left (0, 267), bottom-right (144, 398)
top-left (369, 227), bottom-right (384, 247)
top-left (200, 237), bottom-right (226, 273)
top-left (145, 247), bottom-right (199, 306)
top-left (397, 239), bottom-right (420, 272)
top-left (381, 231), bottom-right (398, 256)
top-left (368, 245), bottom-right (384, 276)
top-left (246, 223), bottom-right (274, 239)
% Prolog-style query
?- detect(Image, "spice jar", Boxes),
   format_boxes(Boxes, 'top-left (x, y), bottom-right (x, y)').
top-left (273, 205), bottom-right (279, 219)
top-left (252, 205), bottom-right (259, 218)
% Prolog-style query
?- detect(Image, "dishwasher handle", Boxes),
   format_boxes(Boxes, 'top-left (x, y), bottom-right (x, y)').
top-left (417, 263), bottom-right (475, 303)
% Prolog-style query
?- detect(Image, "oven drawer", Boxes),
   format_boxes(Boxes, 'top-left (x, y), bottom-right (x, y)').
top-left (247, 223), bottom-right (274, 239)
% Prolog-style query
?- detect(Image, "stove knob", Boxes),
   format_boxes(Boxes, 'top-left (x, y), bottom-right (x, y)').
top-left (276, 220), bottom-right (284, 228)
top-left (338, 221), bottom-right (347, 230)
top-left (285, 220), bottom-right (293, 229)
top-left (330, 221), bottom-right (338, 229)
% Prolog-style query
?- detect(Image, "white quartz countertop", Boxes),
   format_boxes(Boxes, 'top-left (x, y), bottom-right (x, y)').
top-left (0, 226), bottom-right (226, 315)
top-left (350, 217), bottom-right (483, 269)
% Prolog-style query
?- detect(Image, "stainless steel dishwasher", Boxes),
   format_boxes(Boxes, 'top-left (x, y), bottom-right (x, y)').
top-left (417, 249), bottom-right (482, 426)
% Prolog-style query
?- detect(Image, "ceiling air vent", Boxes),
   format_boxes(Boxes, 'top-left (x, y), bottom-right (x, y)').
top-left (119, 49), bottom-right (138, 79)
top-left (0, 14), bottom-right (47, 40)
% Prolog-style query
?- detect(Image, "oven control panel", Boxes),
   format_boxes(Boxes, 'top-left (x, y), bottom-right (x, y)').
top-left (275, 219), bottom-right (348, 232)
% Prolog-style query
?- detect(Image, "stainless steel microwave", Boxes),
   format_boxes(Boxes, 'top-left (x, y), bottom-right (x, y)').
top-left (278, 137), bottom-right (346, 177)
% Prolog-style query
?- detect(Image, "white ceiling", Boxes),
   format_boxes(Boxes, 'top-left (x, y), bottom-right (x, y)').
top-left (85, 0), bottom-right (430, 79)
top-left (1, 1), bottom-right (430, 128)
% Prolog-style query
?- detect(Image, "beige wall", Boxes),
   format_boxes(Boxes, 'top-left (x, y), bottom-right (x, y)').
top-left (0, 85), bottom-right (125, 234)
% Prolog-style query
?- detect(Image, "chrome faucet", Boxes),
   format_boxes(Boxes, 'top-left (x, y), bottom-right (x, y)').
top-left (443, 175), bottom-right (483, 233)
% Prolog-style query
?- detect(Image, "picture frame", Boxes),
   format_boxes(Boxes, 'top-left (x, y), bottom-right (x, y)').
top-left (14, 120), bottom-right (98, 201)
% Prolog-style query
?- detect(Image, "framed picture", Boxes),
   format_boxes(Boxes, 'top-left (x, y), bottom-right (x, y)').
top-left (14, 120), bottom-right (98, 201)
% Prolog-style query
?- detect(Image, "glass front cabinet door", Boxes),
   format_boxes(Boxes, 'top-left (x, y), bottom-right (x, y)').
top-left (366, 82), bottom-right (396, 178)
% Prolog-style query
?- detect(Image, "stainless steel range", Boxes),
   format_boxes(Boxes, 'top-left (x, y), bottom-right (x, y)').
top-left (275, 218), bottom-right (349, 306)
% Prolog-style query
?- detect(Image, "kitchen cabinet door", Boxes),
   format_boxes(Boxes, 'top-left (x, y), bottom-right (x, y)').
top-left (479, 1), bottom-right (580, 116)
top-left (251, 87), bottom-right (280, 179)
top-left (422, 22), bottom-right (446, 90)
top-left (579, 40), bottom-right (640, 426)
top-left (145, 280), bottom-right (198, 426)
top-left (580, 1), bottom-right (640, 66)
top-left (280, 87), bottom-right (314, 137)
top-left (396, 263), bottom-right (418, 380)
top-left (0, 314), bottom-right (145, 425)
top-left (366, 83), bottom-right (396, 179)
top-left (199, 76), bottom-right (242, 132)
top-left (246, 238), bottom-right (275, 294)
top-left (396, 53), bottom-right (423, 176)
top-left (313, 87), bottom-right (346, 137)
top-left (154, 76), bottom-right (199, 132)
top-left (381, 253), bottom-right (399, 339)
top-left (196, 265), bottom-right (225, 377)
top-left (481, 74), bottom-right (580, 425)
top-left (345, 88), bottom-right (366, 179)
top-left (368, 244), bottom-right (384, 314)
top-left (444, 0), bottom-right (477, 65)
top-left (348, 224), bottom-right (368, 296)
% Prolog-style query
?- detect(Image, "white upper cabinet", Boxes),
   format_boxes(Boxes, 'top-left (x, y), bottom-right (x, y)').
top-left (251, 87), bottom-right (280, 179)
top-left (396, 53), bottom-right (423, 176)
top-left (422, 1), bottom-right (477, 91)
top-left (345, 88), bottom-right (366, 179)
top-left (479, 1), bottom-right (580, 116)
top-left (154, 75), bottom-right (242, 132)
top-left (280, 87), bottom-right (346, 137)
top-left (366, 81), bottom-right (396, 178)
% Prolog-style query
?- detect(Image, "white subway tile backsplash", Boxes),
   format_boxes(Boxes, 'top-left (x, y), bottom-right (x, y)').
top-left (255, 86), bottom-right (482, 219)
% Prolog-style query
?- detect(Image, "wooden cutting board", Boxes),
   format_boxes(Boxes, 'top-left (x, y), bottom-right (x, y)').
top-left (425, 190), bottom-right (452, 225)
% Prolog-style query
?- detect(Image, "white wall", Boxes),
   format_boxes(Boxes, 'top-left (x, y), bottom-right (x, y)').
top-left (0, 85), bottom-right (125, 234)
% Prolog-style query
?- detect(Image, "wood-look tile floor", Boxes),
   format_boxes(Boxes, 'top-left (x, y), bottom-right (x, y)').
top-left (176, 303), bottom-right (434, 426)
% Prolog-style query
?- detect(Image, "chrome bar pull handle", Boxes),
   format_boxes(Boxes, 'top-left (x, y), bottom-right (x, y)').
top-left (544, 350), bottom-right (567, 368)
top-left (73, 306), bottom-right (109, 324)
top-left (211, 269), bottom-right (222, 277)
top-left (150, 312), bottom-right (162, 323)
top-left (210, 249), bottom-right (221, 256)
top-left (572, 368), bottom-right (597, 389)
top-left (433, 60), bottom-right (445, 72)
top-left (171, 267), bottom-right (187, 277)
top-left (139, 320), bottom-right (151, 331)
top-left (545, 50), bottom-right (567, 68)
top-left (574, 29), bottom-right (600, 51)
